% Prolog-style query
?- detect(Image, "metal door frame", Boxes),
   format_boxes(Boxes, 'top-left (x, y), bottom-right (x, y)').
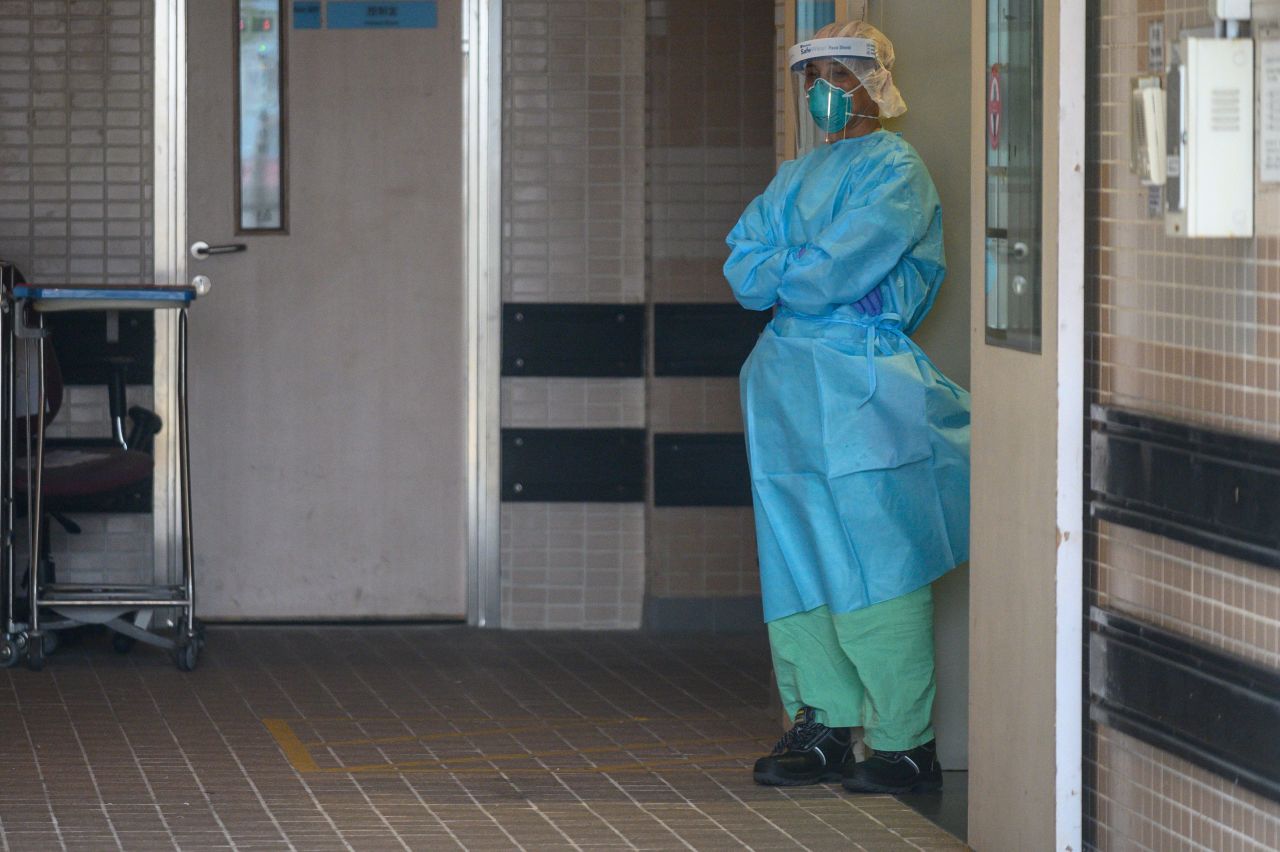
top-left (152, 0), bottom-right (185, 591)
top-left (152, 0), bottom-right (504, 625)
top-left (464, 0), bottom-right (503, 627)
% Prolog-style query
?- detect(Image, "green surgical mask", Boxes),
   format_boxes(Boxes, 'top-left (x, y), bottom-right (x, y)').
top-left (807, 78), bottom-right (871, 134)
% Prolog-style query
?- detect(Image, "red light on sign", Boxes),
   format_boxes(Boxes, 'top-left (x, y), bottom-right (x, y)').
top-left (262, 18), bottom-right (272, 31)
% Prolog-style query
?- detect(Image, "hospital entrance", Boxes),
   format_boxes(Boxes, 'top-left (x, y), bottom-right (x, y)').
top-left (1, 0), bottom-right (1277, 850)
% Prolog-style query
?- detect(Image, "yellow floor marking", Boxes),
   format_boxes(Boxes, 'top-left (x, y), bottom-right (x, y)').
top-left (308, 716), bottom-right (694, 748)
top-left (331, 753), bottom-right (752, 777)
top-left (264, 717), bottom-right (758, 778)
top-left (270, 713), bottom-right (691, 725)
top-left (262, 718), bottom-right (321, 773)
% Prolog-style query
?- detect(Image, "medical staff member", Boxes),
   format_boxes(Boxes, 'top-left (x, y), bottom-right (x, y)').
top-left (724, 20), bottom-right (970, 794)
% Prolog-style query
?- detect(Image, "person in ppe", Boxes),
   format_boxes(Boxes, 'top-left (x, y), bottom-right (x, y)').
top-left (723, 20), bottom-right (970, 795)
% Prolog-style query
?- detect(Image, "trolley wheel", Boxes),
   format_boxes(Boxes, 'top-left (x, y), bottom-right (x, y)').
top-left (0, 635), bottom-right (21, 668)
top-left (112, 634), bottom-right (136, 655)
top-left (173, 640), bottom-right (199, 672)
top-left (41, 632), bottom-right (58, 656)
top-left (27, 640), bottom-right (44, 672)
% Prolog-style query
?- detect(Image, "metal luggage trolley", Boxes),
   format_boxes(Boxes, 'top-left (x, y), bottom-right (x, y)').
top-left (0, 270), bottom-right (203, 671)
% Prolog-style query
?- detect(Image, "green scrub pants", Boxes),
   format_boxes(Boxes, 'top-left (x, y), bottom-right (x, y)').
top-left (768, 584), bottom-right (935, 752)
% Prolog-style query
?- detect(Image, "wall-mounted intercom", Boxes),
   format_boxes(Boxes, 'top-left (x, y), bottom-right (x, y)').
top-left (1165, 35), bottom-right (1255, 238)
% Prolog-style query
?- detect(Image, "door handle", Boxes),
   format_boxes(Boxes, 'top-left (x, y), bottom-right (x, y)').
top-left (190, 240), bottom-right (247, 260)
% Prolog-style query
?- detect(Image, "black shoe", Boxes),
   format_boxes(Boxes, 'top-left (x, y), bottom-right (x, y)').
top-left (752, 707), bottom-right (853, 786)
top-left (841, 739), bottom-right (942, 793)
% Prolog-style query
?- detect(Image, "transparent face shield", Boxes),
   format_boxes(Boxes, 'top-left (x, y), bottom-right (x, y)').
top-left (789, 37), bottom-right (880, 158)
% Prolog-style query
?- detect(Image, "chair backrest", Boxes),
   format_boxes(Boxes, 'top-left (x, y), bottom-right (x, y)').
top-left (1, 261), bottom-right (65, 431)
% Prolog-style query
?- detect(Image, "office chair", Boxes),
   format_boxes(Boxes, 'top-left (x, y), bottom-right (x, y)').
top-left (1, 261), bottom-right (162, 667)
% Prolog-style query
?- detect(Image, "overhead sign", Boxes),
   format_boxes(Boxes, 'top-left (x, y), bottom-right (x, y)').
top-left (293, 1), bottom-right (321, 29)
top-left (327, 2), bottom-right (437, 29)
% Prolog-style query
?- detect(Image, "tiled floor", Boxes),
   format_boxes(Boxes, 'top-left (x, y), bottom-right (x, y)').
top-left (0, 626), bottom-right (967, 850)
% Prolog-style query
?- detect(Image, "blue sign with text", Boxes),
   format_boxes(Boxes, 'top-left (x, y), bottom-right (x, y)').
top-left (327, 2), bottom-right (437, 29)
top-left (293, 1), bottom-right (321, 29)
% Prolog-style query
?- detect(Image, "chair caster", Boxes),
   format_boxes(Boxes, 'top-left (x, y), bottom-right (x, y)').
top-left (173, 640), bottom-right (199, 672)
top-left (173, 622), bottom-right (204, 672)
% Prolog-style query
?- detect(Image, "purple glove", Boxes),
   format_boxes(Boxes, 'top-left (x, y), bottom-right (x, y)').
top-left (854, 287), bottom-right (883, 316)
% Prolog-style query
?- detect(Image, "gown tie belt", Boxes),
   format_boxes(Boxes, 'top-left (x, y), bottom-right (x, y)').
top-left (775, 306), bottom-right (963, 407)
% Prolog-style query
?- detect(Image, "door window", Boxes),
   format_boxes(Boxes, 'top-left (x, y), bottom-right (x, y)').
top-left (985, 0), bottom-right (1042, 352)
top-left (236, 0), bottom-right (287, 232)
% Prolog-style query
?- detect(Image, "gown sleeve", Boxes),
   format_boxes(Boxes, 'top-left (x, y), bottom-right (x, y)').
top-left (723, 173), bottom-right (795, 312)
top-left (777, 155), bottom-right (941, 318)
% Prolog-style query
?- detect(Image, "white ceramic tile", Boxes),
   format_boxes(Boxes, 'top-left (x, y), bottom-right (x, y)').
top-left (501, 0), bottom-right (646, 304)
top-left (501, 502), bottom-right (645, 629)
top-left (502, 377), bottom-right (646, 428)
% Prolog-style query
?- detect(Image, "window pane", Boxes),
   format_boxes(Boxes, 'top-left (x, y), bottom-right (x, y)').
top-left (795, 2), bottom-right (836, 40)
top-left (238, 0), bottom-right (284, 230)
top-left (984, 0), bottom-right (1042, 352)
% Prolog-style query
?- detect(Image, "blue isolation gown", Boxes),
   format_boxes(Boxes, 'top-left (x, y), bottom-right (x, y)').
top-left (725, 130), bottom-right (970, 623)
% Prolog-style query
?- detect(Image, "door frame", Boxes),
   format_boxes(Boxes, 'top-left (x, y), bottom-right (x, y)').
top-left (967, 0), bottom-right (1085, 848)
top-left (152, 0), bottom-right (504, 625)
top-left (152, 0), bottom-right (185, 592)
top-left (463, 0), bottom-right (503, 627)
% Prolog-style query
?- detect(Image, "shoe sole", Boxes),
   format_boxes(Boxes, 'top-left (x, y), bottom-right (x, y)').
top-left (753, 769), bottom-right (844, 787)
top-left (841, 778), bottom-right (943, 794)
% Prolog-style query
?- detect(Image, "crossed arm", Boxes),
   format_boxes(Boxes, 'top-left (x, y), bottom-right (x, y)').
top-left (724, 162), bottom-right (936, 319)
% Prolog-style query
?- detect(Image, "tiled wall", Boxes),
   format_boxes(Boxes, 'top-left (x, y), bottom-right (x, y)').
top-left (500, 0), bottom-right (648, 629)
top-left (503, 0), bottom-right (646, 305)
top-left (499, 0), bottom-right (774, 628)
top-left (500, 503), bottom-right (645, 629)
top-left (647, 507), bottom-right (757, 598)
top-left (0, 0), bottom-right (155, 584)
top-left (646, 0), bottom-right (775, 305)
top-left (1090, 727), bottom-right (1280, 851)
top-left (644, 0), bottom-right (773, 614)
top-left (0, 0), bottom-right (152, 284)
top-left (502, 377), bottom-right (645, 429)
top-left (1085, 0), bottom-right (1280, 845)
